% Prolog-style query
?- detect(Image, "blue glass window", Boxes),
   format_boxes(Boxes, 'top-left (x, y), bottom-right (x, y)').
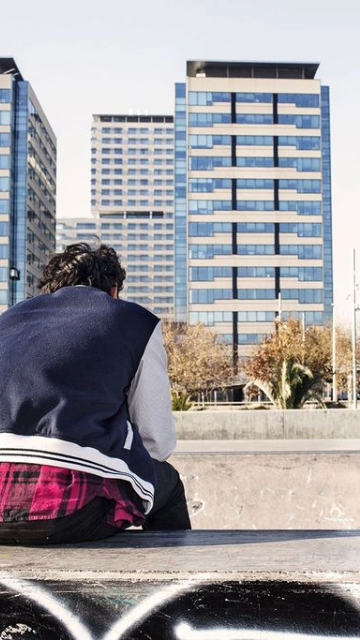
top-left (0, 177), bottom-right (10, 191)
top-left (0, 133), bottom-right (10, 147)
top-left (236, 114), bottom-right (273, 125)
top-left (189, 156), bottom-right (231, 170)
top-left (0, 155), bottom-right (10, 169)
top-left (280, 245), bottom-right (322, 259)
top-left (238, 223), bottom-right (274, 233)
top-left (278, 115), bottom-right (320, 129)
top-left (237, 157), bottom-right (273, 168)
top-left (0, 90), bottom-right (11, 103)
top-left (189, 113), bottom-right (232, 127)
top-left (279, 179), bottom-right (321, 193)
top-left (237, 179), bottom-right (273, 189)
top-left (0, 112), bottom-right (10, 125)
top-left (237, 201), bottom-right (274, 211)
top-left (278, 157), bottom-right (321, 171)
top-left (237, 289), bottom-right (275, 299)
top-left (188, 92), bottom-right (231, 105)
top-left (236, 93), bottom-right (272, 103)
top-left (238, 245), bottom-right (275, 255)
top-left (237, 136), bottom-right (273, 146)
top-left (189, 200), bottom-right (232, 213)
top-left (238, 267), bottom-right (275, 278)
top-left (278, 136), bottom-right (321, 150)
top-left (279, 201), bottom-right (321, 215)
top-left (189, 135), bottom-right (231, 148)
top-left (278, 93), bottom-right (320, 108)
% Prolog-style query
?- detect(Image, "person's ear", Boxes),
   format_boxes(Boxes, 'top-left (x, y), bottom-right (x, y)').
top-left (110, 285), bottom-right (118, 299)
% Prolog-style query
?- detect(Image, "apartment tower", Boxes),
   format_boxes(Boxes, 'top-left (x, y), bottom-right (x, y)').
top-left (90, 115), bottom-right (174, 319)
top-left (175, 61), bottom-right (333, 359)
top-left (0, 58), bottom-right (56, 312)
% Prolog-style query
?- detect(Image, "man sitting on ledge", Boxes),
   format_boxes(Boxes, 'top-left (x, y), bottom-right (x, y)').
top-left (0, 242), bottom-right (190, 544)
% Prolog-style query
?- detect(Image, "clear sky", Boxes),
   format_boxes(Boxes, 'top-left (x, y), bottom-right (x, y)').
top-left (1, 0), bottom-right (360, 322)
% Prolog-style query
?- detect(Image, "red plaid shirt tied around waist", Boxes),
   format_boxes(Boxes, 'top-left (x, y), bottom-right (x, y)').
top-left (0, 463), bottom-right (146, 528)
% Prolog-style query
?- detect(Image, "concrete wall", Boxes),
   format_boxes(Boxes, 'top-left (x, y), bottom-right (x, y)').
top-left (174, 409), bottom-right (360, 440)
top-left (172, 451), bottom-right (360, 530)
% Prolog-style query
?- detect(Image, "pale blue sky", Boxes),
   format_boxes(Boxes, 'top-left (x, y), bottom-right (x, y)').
top-left (1, 0), bottom-right (360, 321)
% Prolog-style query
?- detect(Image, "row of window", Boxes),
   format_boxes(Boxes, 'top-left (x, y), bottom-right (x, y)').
top-left (101, 137), bottom-right (173, 145)
top-left (189, 113), bottom-right (320, 129)
top-left (93, 159), bottom-right (174, 166)
top-left (188, 222), bottom-right (322, 237)
top-left (188, 178), bottom-right (321, 193)
top-left (99, 188), bottom-right (173, 195)
top-left (188, 310), bottom-right (324, 326)
top-left (100, 127), bottom-right (174, 135)
top-left (188, 244), bottom-right (322, 259)
top-left (97, 148), bottom-right (174, 156)
top-left (189, 287), bottom-right (322, 304)
top-left (188, 266), bottom-right (323, 282)
top-left (97, 179), bottom-right (174, 186)
top-left (188, 199), bottom-right (321, 214)
top-left (188, 135), bottom-right (321, 149)
top-left (99, 199), bottom-right (173, 207)
top-left (188, 92), bottom-right (320, 107)
top-left (189, 156), bottom-right (321, 171)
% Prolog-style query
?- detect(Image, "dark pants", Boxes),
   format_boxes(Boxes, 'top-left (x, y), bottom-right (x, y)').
top-left (0, 460), bottom-right (191, 545)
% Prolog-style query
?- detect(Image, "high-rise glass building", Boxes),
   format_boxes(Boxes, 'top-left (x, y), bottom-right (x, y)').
top-left (0, 58), bottom-right (56, 312)
top-left (175, 61), bottom-right (333, 359)
top-left (91, 114), bottom-right (174, 319)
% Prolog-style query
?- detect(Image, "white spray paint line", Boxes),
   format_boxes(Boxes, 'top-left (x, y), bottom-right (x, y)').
top-left (0, 576), bottom-right (93, 640)
top-left (102, 579), bottom-right (197, 640)
top-left (175, 622), bottom-right (360, 640)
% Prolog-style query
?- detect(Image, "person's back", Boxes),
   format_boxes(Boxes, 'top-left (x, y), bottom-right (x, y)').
top-left (0, 243), bottom-right (190, 543)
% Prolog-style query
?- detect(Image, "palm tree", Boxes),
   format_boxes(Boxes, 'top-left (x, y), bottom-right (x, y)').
top-left (245, 358), bottom-right (325, 409)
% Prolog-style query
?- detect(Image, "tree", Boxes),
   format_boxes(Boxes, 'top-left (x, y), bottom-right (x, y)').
top-left (245, 358), bottom-right (324, 409)
top-left (162, 322), bottom-right (233, 396)
top-left (243, 318), bottom-right (331, 408)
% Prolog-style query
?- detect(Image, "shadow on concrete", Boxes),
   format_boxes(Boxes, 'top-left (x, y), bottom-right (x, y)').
top-left (66, 529), bottom-right (360, 549)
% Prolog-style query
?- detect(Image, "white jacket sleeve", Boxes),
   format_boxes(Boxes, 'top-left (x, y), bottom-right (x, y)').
top-left (127, 322), bottom-right (176, 461)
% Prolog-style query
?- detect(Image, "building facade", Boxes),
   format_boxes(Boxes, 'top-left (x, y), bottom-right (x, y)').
top-left (90, 115), bottom-right (174, 319)
top-left (175, 61), bottom-right (333, 358)
top-left (0, 58), bottom-right (56, 312)
top-left (56, 216), bottom-right (97, 251)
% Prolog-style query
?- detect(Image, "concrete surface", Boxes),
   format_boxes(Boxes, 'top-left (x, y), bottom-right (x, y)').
top-left (0, 530), bottom-right (360, 578)
top-left (174, 408), bottom-right (360, 440)
top-left (170, 449), bottom-right (360, 529)
top-left (175, 438), bottom-right (360, 453)
top-left (1, 532), bottom-right (360, 637)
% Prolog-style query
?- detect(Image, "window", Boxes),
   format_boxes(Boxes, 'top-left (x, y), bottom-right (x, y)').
top-left (0, 133), bottom-right (10, 147)
top-left (278, 114), bottom-right (320, 129)
top-left (236, 92), bottom-right (272, 103)
top-left (236, 114), bottom-right (273, 125)
top-left (236, 136), bottom-right (273, 146)
top-left (188, 113), bottom-right (232, 127)
top-left (0, 155), bottom-right (10, 169)
top-left (0, 177), bottom-right (10, 191)
top-left (0, 111), bottom-right (10, 125)
top-left (0, 89), bottom-right (11, 103)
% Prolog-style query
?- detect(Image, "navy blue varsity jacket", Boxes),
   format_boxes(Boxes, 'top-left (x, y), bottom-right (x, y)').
top-left (0, 286), bottom-right (167, 513)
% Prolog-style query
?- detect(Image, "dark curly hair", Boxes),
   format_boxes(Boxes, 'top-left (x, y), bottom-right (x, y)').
top-left (38, 242), bottom-right (126, 295)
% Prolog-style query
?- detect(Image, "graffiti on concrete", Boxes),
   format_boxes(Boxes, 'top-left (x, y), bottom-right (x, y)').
top-left (0, 577), bottom-right (360, 639)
